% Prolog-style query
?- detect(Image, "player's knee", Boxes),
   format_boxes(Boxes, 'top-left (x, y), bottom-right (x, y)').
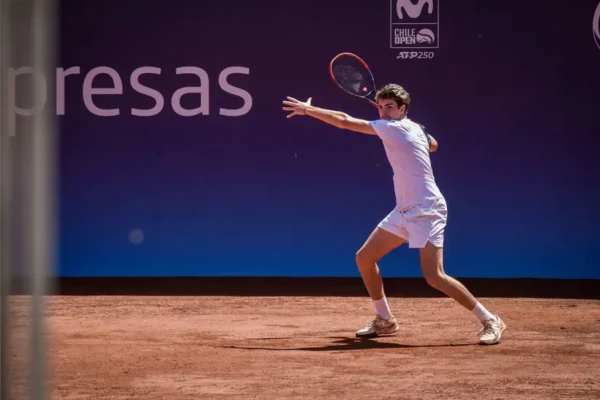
top-left (424, 271), bottom-right (447, 290)
top-left (355, 248), bottom-right (377, 269)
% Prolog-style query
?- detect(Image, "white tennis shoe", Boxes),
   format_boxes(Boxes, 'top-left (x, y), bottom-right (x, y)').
top-left (355, 315), bottom-right (399, 338)
top-left (478, 315), bottom-right (507, 345)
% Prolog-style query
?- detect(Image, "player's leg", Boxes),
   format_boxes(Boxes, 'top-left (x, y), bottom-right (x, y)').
top-left (406, 199), bottom-right (506, 344)
top-left (419, 242), bottom-right (479, 309)
top-left (418, 242), bottom-right (506, 344)
top-left (356, 227), bottom-right (405, 301)
top-left (354, 210), bottom-right (406, 338)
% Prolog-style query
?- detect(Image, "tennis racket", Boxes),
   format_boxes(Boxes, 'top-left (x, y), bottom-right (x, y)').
top-left (330, 53), bottom-right (434, 149)
top-left (329, 52), bottom-right (379, 108)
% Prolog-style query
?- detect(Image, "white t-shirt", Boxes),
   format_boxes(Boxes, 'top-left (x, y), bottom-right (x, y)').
top-left (369, 117), bottom-right (444, 210)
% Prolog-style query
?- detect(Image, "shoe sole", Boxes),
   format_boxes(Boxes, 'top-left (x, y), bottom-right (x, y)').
top-left (479, 320), bottom-right (507, 345)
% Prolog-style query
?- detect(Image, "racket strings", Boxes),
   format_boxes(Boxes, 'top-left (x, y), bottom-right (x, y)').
top-left (331, 59), bottom-right (373, 96)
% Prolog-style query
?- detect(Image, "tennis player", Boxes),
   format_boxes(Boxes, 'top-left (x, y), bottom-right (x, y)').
top-left (282, 84), bottom-right (506, 345)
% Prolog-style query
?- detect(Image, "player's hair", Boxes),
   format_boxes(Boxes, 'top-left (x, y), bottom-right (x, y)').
top-left (375, 84), bottom-right (410, 111)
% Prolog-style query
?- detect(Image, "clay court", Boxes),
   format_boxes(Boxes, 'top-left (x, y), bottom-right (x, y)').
top-left (8, 293), bottom-right (598, 399)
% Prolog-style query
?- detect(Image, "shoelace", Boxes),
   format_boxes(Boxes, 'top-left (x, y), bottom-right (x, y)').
top-left (365, 316), bottom-right (389, 328)
top-left (481, 320), bottom-right (498, 335)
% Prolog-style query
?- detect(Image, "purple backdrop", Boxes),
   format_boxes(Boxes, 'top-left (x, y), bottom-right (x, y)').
top-left (10, 0), bottom-right (600, 278)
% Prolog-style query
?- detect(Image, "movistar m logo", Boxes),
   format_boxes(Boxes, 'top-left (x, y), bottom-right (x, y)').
top-left (396, 0), bottom-right (434, 19)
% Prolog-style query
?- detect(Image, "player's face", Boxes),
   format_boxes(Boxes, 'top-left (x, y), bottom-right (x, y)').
top-left (377, 99), bottom-right (405, 120)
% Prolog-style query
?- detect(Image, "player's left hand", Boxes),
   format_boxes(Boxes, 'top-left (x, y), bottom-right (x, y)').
top-left (282, 96), bottom-right (312, 118)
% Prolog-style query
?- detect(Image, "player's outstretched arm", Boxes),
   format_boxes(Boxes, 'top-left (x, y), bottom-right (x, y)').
top-left (282, 96), bottom-right (376, 136)
top-left (305, 106), bottom-right (377, 136)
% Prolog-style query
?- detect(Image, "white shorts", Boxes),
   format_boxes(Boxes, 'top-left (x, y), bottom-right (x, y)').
top-left (377, 197), bottom-right (448, 248)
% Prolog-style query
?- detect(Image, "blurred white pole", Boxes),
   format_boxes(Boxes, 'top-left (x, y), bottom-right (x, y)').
top-left (29, 0), bottom-right (57, 398)
top-left (1, 0), bottom-right (15, 398)
top-left (1, 0), bottom-right (57, 398)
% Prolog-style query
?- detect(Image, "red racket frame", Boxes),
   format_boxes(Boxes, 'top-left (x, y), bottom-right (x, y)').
top-left (329, 52), bottom-right (379, 108)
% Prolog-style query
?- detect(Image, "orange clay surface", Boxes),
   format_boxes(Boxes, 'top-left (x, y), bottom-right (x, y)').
top-left (7, 296), bottom-right (600, 399)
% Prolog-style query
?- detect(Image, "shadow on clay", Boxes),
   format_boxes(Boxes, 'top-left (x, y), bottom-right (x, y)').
top-left (221, 336), bottom-right (479, 351)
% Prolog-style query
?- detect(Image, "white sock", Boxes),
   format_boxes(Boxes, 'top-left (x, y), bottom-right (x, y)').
top-left (373, 297), bottom-right (393, 320)
top-left (472, 302), bottom-right (496, 323)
